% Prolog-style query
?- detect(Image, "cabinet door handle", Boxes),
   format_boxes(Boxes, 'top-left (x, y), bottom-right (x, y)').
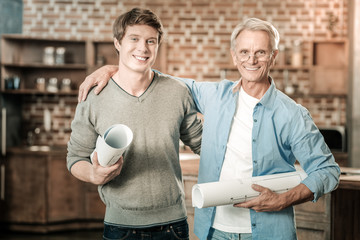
top-left (1, 108), bottom-right (6, 156)
top-left (1, 164), bottom-right (4, 200)
top-left (1, 108), bottom-right (6, 200)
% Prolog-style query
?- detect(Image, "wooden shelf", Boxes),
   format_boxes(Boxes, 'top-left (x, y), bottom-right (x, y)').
top-left (1, 34), bottom-right (88, 92)
top-left (0, 89), bottom-right (78, 95)
top-left (3, 62), bottom-right (87, 69)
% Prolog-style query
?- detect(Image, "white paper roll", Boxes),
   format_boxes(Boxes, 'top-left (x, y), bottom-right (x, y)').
top-left (91, 124), bottom-right (133, 167)
top-left (192, 170), bottom-right (308, 208)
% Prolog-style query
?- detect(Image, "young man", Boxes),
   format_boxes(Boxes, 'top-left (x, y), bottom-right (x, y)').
top-left (78, 18), bottom-right (340, 240)
top-left (67, 8), bottom-right (202, 240)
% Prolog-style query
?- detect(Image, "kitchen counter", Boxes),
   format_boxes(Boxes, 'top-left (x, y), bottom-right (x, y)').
top-left (339, 167), bottom-right (360, 189)
top-left (8, 145), bottom-right (67, 155)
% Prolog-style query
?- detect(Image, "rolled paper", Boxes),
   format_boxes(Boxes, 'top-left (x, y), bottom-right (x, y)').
top-left (192, 170), bottom-right (308, 208)
top-left (91, 124), bottom-right (133, 167)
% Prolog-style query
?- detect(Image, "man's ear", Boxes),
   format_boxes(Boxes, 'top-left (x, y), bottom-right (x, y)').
top-left (270, 50), bottom-right (279, 67)
top-left (114, 38), bottom-right (121, 52)
top-left (230, 49), bottom-right (237, 66)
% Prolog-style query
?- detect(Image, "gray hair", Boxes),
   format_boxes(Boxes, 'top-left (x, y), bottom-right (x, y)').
top-left (230, 18), bottom-right (280, 51)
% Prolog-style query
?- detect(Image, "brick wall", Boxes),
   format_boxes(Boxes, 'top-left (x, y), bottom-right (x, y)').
top-left (21, 0), bottom-right (348, 145)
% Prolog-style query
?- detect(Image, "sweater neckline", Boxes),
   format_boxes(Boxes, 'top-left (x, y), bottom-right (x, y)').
top-left (110, 71), bottom-right (158, 102)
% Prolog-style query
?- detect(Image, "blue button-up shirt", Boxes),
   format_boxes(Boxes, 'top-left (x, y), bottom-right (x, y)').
top-left (178, 76), bottom-right (340, 240)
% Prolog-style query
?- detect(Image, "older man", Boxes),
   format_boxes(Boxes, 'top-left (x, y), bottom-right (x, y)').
top-left (78, 18), bottom-right (340, 240)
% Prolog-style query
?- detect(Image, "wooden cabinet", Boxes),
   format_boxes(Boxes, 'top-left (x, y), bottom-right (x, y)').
top-left (331, 174), bottom-right (360, 240)
top-left (295, 194), bottom-right (331, 240)
top-left (310, 40), bottom-right (348, 94)
top-left (1, 35), bottom-right (87, 94)
top-left (0, 147), bottom-right (104, 232)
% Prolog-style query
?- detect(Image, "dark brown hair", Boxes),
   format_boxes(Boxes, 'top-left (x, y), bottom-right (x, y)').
top-left (113, 8), bottom-right (163, 44)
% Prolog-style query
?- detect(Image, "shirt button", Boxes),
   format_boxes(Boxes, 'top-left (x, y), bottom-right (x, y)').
top-left (254, 119), bottom-right (257, 122)
top-left (252, 139), bottom-right (256, 143)
top-left (252, 223), bottom-right (256, 227)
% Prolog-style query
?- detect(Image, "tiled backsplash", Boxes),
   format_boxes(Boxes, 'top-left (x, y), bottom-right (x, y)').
top-left (20, 0), bottom-right (348, 146)
top-left (22, 95), bottom-right (76, 146)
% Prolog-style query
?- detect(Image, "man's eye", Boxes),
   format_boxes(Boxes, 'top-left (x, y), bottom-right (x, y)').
top-left (147, 39), bottom-right (156, 44)
top-left (239, 50), bottom-right (248, 55)
top-left (256, 51), bottom-right (266, 56)
top-left (130, 37), bottom-right (138, 41)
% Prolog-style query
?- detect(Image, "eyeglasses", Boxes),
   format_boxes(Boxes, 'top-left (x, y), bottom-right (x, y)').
top-left (237, 51), bottom-right (273, 62)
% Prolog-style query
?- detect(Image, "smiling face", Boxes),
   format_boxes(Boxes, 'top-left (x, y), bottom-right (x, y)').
top-left (231, 29), bottom-right (277, 83)
top-left (114, 24), bottom-right (159, 74)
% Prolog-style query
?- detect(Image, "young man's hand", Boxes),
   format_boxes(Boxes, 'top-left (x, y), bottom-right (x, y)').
top-left (89, 152), bottom-right (124, 185)
top-left (70, 152), bottom-right (124, 185)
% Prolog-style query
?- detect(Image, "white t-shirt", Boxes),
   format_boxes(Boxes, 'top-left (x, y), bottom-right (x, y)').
top-left (212, 86), bottom-right (259, 233)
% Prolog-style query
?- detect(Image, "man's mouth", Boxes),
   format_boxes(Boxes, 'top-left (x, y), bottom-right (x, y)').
top-left (244, 66), bottom-right (260, 71)
top-left (134, 55), bottom-right (149, 61)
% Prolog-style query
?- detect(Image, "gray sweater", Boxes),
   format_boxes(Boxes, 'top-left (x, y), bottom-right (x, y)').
top-left (67, 71), bottom-right (202, 227)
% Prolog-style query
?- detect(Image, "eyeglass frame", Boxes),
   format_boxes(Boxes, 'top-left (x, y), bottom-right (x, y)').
top-left (236, 50), bottom-right (274, 62)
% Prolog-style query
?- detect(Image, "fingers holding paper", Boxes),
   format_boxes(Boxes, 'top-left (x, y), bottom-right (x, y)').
top-left (90, 152), bottom-right (124, 185)
top-left (233, 184), bottom-right (285, 212)
top-left (70, 152), bottom-right (124, 185)
top-left (234, 183), bottom-right (314, 212)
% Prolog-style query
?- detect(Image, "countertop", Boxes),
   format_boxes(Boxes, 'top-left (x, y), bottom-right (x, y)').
top-left (7, 145), bottom-right (67, 156)
top-left (339, 167), bottom-right (360, 189)
top-left (7, 147), bottom-right (360, 189)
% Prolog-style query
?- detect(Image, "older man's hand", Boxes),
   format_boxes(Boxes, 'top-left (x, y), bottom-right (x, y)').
top-left (78, 65), bottom-right (118, 102)
top-left (234, 183), bottom-right (314, 212)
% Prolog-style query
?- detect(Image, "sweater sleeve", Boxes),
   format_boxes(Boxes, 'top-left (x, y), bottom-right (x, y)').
top-left (179, 90), bottom-right (203, 154)
top-left (66, 100), bottom-right (98, 171)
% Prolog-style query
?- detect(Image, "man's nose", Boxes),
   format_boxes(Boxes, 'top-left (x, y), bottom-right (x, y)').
top-left (246, 54), bottom-right (257, 63)
top-left (137, 40), bottom-right (148, 52)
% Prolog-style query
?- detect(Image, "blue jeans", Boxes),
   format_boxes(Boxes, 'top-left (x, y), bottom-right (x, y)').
top-left (207, 227), bottom-right (252, 240)
top-left (103, 219), bottom-right (189, 240)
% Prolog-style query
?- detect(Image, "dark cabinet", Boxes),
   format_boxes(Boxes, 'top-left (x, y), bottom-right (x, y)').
top-left (0, 148), bottom-right (105, 232)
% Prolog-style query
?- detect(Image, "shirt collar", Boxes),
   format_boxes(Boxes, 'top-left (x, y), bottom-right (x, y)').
top-left (232, 79), bottom-right (242, 93)
top-left (231, 76), bottom-right (277, 108)
top-left (258, 76), bottom-right (277, 109)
